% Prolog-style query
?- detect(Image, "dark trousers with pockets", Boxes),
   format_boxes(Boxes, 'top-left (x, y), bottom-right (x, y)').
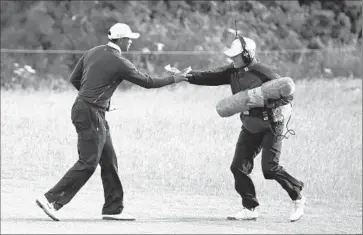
top-left (230, 125), bottom-right (304, 210)
top-left (44, 98), bottom-right (123, 215)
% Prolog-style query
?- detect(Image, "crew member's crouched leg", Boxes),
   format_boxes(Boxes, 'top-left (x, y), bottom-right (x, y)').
top-left (227, 127), bottom-right (263, 220)
top-left (261, 130), bottom-right (304, 201)
top-left (261, 129), bottom-right (306, 222)
top-left (230, 127), bottom-right (264, 210)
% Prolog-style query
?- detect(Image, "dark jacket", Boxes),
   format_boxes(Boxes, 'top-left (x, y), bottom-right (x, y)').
top-left (70, 45), bottom-right (175, 110)
top-left (187, 59), bottom-right (293, 133)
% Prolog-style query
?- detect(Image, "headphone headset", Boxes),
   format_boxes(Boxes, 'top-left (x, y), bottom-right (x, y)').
top-left (237, 35), bottom-right (252, 64)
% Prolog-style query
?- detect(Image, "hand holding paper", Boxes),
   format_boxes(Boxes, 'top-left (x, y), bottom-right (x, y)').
top-left (164, 64), bottom-right (192, 83)
top-left (165, 64), bottom-right (192, 76)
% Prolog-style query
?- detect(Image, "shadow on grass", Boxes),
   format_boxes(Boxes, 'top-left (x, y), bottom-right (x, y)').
top-left (1, 218), bottom-right (107, 223)
top-left (2, 216), bottom-right (242, 223)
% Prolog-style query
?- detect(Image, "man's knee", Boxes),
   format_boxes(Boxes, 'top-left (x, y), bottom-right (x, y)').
top-left (262, 164), bottom-right (284, 180)
top-left (230, 165), bottom-right (250, 176)
top-left (78, 159), bottom-right (98, 173)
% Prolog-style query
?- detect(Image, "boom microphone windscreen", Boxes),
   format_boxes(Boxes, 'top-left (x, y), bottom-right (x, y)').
top-left (216, 77), bottom-right (295, 117)
top-left (216, 90), bottom-right (250, 118)
top-left (261, 77), bottom-right (295, 99)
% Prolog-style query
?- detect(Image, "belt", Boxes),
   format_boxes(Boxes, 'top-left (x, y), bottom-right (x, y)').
top-left (76, 97), bottom-right (108, 112)
top-left (242, 108), bottom-right (270, 121)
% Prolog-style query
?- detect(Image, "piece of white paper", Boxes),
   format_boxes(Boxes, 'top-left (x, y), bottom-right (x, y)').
top-left (164, 64), bottom-right (192, 76)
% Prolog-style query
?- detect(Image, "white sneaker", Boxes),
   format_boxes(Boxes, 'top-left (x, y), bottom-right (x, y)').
top-left (35, 196), bottom-right (59, 221)
top-left (227, 208), bottom-right (258, 220)
top-left (290, 194), bottom-right (306, 222)
top-left (102, 212), bottom-right (136, 221)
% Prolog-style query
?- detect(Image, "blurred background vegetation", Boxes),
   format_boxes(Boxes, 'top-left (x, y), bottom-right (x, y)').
top-left (1, 0), bottom-right (362, 90)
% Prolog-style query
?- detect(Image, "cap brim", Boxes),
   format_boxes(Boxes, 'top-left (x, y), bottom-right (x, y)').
top-left (108, 33), bottom-right (140, 40)
top-left (127, 32), bottom-right (140, 39)
top-left (223, 48), bottom-right (240, 57)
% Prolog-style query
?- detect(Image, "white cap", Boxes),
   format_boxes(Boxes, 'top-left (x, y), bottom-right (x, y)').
top-left (108, 23), bottom-right (140, 40)
top-left (224, 36), bottom-right (256, 58)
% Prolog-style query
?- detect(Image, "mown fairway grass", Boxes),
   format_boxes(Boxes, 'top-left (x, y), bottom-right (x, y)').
top-left (1, 78), bottom-right (362, 233)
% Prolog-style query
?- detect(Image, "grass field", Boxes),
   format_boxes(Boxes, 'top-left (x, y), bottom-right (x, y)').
top-left (1, 78), bottom-right (362, 234)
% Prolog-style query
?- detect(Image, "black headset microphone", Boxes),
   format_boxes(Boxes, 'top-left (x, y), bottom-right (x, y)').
top-left (233, 19), bottom-right (252, 64)
top-left (237, 35), bottom-right (253, 64)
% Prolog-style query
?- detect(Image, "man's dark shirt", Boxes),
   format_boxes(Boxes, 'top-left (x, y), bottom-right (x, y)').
top-left (187, 59), bottom-right (293, 133)
top-left (70, 45), bottom-right (175, 110)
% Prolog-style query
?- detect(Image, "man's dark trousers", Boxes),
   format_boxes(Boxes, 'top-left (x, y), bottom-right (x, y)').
top-left (230, 125), bottom-right (304, 210)
top-left (44, 98), bottom-right (123, 215)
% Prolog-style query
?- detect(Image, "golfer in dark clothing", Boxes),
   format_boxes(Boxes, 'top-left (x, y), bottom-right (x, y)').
top-left (36, 23), bottom-right (187, 221)
top-left (186, 36), bottom-right (306, 222)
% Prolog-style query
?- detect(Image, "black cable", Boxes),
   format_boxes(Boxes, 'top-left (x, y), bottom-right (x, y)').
top-left (269, 103), bottom-right (296, 140)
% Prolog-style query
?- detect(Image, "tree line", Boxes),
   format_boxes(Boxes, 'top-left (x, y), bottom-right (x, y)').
top-left (1, 0), bottom-right (362, 90)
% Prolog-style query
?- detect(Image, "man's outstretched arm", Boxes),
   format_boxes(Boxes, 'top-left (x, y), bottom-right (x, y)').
top-left (186, 63), bottom-right (234, 86)
top-left (121, 60), bottom-right (185, 88)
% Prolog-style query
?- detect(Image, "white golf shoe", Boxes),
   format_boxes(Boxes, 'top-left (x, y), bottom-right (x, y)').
top-left (102, 212), bottom-right (136, 221)
top-left (35, 195), bottom-right (59, 221)
top-left (290, 194), bottom-right (306, 222)
top-left (227, 208), bottom-right (258, 220)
